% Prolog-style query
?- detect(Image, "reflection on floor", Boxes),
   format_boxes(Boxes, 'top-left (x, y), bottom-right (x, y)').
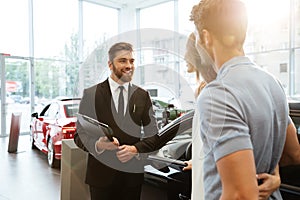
top-left (0, 135), bottom-right (166, 200)
top-left (0, 135), bottom-right (60, 200)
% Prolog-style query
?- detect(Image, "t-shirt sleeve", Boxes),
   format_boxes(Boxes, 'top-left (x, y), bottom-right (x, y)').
top-left (198, 85), bottom-right (253, 162)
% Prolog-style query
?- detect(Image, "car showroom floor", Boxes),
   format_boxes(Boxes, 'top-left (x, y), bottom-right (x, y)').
top-left (0, 134), bottom-right (166, 200)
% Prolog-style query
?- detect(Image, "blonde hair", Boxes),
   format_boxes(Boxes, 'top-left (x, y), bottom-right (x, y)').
top-left (185, 33), bottom-right (201, 81)
top-left (185, 32), bottom-right (217, 83)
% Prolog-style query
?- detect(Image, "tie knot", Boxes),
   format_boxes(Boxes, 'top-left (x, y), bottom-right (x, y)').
top-left (119, 86), bottom-right (124, 91)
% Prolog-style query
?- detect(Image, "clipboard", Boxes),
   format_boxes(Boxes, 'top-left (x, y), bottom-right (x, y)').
top-left (76, 113), bottom-right (114, 142)
top-left (147, 155), bottom-right (187, 167)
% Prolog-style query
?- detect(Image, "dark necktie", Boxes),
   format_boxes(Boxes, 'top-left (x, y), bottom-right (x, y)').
top-left (118, 86), bottom-right (124, 117)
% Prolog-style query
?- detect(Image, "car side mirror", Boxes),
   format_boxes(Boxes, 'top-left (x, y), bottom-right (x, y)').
top-left (168, 104), bottom-right (175, 109)
top-left (31, 112), bottom-right (38, 118)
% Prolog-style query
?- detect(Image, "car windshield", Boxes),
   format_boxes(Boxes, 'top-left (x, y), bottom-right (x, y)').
top-left (64, 104), bottom-right (79, 117)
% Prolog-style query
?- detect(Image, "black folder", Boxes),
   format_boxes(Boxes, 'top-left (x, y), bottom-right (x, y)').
top-left (76, 113), bottom-right (114, 142)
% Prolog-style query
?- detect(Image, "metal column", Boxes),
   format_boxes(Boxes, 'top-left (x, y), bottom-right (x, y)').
top-left (0, 54), bottom-right (7, 137)
top-left (289, 0), bottom-right (295, 96)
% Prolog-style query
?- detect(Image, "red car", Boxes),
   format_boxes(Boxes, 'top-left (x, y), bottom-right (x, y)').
top-left (30, 98), bottom-right (80, 168)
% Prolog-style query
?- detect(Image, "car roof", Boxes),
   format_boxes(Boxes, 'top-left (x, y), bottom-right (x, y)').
top-left (42, 98), bottom-right (80, 107)
top-left (56, 97), bottom-right (81, 101)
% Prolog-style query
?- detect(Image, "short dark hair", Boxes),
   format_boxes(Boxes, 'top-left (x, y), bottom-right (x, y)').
top-left (108, 42), bottom-right (133, 62)
top-left (190, 0), bottom-right (248, 48)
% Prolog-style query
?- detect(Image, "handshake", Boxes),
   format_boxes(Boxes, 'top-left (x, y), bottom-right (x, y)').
top-left (95, 136), bottom-right (138, 163)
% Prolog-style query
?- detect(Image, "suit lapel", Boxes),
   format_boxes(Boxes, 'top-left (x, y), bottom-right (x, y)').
top-left (95, 79), bottom-right (118, 123)
top-left (95, 81), bottom-right (140, 127)
top-left (127, 84), bottom-right (138, 117)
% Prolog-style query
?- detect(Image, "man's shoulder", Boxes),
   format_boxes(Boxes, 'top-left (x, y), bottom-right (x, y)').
top-left (83, 80), bottom-right (108, 94)
top-left (131, 83), bottom-right (147, 94)
top-left (84, 83), bottom-right (100, 92)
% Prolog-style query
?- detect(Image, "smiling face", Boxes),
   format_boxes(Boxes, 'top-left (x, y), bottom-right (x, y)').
top-left (109, 50), bottom-right (135, 84)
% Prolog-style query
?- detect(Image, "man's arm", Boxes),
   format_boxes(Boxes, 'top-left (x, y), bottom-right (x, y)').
top-left (217, 149), bottom-right (258, 200)
top-left (116, 90), bottom-right (159, 162)
top-left (133, 90), bottom-right (160, 153)
top-left (74, 129), bottom-right (88, 151)
top-left (280, 121), bottom-right (300, 166)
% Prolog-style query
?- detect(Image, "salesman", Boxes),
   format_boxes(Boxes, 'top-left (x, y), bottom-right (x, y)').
top-left (74, 42), bottom-right (159, 200)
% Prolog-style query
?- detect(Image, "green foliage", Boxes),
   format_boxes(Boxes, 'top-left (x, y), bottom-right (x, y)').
top-left (5, 61), bottom-right (29, 97)
top-left (63, 32), bottom-right (80, 97)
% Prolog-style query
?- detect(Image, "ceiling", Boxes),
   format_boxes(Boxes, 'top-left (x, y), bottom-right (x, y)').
top-left (84, 0), bottom-right (173, 9)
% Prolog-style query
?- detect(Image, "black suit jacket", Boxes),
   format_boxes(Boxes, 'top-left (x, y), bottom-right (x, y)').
top-left (74, 79), bottom-right (159, 187)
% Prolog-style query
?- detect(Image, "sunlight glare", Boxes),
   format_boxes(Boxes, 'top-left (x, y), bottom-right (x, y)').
top-left (243, 0), bottom-right (290, 26)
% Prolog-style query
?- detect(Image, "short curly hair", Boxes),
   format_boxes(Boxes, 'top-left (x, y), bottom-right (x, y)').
top-left (190, 0), bottom-right (248, 48)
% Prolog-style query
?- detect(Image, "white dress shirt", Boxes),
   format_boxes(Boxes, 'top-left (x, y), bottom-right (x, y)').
top-left (191, 107), bottom-right (204, 200)
top-left (95, 77), bottom-right (130, 154)
top-left (108, 77), bottom-right (129, 115)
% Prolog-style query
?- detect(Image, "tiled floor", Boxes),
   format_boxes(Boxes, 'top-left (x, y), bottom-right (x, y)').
top-left (0, 134), bottom-right (60, 200)
top-left (0, 135), bottom-right (166, 200)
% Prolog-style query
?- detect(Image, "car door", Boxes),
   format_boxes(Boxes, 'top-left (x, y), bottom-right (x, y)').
top-left (32, 104), bottom-right (50, 149)
top-left (280, 102), bottom-right (300, 199)
top-left (36, 103), bottom-right (59, 150)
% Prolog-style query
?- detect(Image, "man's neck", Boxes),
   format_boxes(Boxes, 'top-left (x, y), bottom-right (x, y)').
top-left (214, 46), bottom-right (245, 70)
top-left (110, 74), bottom-right (125, 85)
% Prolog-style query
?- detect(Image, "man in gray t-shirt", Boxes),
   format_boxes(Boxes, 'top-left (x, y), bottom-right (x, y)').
top-left (190, 0), bottom-right (291, 199)
top-left (197, 57), bottom-right (288, 199)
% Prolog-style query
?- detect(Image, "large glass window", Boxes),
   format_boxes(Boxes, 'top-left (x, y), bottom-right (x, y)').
top-left (34, 58), bottom-right (79, 100)
top-left (140, 1), bottom-right (174, 30)
top-left (295, 49), bottom-right (300, 95)
top-left (82, 2), bottom-right (118, 58)
top-left (178, 0), bottom-right (199, 35)
top-left (2, 58), bottom-right (30, 134)
top-left (33, 0), bottom-right (78, 58)
top-left (1, 0), bottom-right (300, 134)
top-left (0, 1), bottom-right (29, 56)
top-left (295, 0), bottom-right (300, 48)
top-left (242, 0), bottom-right (299, 97)
top-left (245, 0), bottom-right (290, 52)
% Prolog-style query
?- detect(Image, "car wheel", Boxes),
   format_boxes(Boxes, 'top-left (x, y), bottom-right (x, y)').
top-left (47, 138), bottom-right (59, 168)
top-left (30, 128), bottom-right (37, 149)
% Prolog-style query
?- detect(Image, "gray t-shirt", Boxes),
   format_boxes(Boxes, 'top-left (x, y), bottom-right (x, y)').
top-left (197, 56), bottom-right (289, 200)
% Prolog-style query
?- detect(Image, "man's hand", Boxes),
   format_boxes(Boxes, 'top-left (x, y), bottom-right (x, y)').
top-left (116, 145), bottom-right (138, 163)
top-left (96, 136), bottom-right (119, 151)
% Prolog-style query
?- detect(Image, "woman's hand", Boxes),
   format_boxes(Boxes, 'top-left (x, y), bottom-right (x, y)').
top-left (257, 165), bottom-right (281, 200)
top-left (183, 160), bottom-right (192, 171)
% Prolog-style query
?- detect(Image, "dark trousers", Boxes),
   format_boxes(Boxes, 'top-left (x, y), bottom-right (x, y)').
top-left (90, 184), bottom-right (142, 200)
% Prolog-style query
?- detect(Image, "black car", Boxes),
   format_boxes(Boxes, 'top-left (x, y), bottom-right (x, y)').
top-left (144, 102), bottom-right (300, 200)
top-left (280, 101), bottom-right (300, 200)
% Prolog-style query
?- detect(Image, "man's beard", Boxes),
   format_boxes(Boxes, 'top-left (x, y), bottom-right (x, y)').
top-left (112, 63), bottom-right (134, 83)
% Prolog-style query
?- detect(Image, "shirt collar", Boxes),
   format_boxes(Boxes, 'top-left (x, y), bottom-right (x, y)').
top-left (108, 77), bottom-right (130, 92)
top-left (217, 56), bottom-right (254, 79)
